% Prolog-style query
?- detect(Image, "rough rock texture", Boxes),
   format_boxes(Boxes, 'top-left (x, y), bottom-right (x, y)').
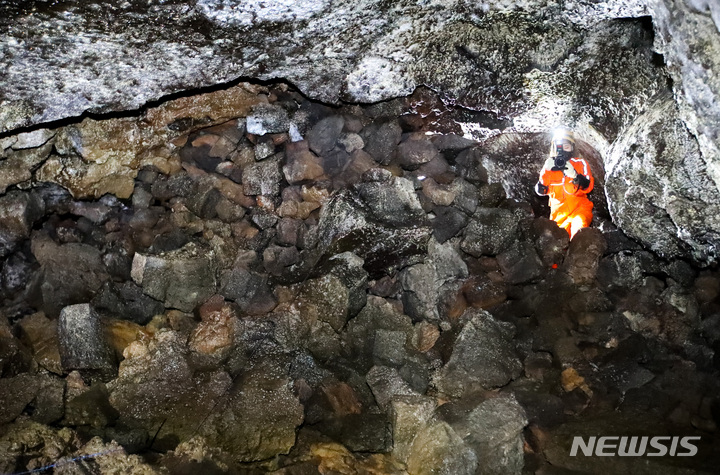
top-left (131, 242), bottom-right (217, 312)
top-left (433, 309), bottom-right (522, 397)
top-left (606, 99), bottom-right (720, 264)
top-left (57, 304), bottom-right (115, 377)
top-left (0, 1), bottom-right (649, 132)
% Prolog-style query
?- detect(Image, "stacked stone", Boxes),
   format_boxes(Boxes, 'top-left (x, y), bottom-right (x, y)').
top-left (0, 84), bottom-right (718, 474)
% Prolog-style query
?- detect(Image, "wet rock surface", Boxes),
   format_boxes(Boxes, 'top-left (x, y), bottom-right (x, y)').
top-left (0, 83), bottom-right (718, 475)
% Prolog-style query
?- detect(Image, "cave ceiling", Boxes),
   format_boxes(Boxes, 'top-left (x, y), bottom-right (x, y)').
top-left (1, 0), bottom-right (720, 264)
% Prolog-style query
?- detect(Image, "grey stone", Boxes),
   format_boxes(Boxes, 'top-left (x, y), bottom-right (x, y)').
top-left (432, 206), bottom-right (469, 243)
top-left (361, 121), bottom-right (402, 165)
top-left (242, 156), bottom-right (282, 196)
top-left (32, 234), bottom-right (110, 317)
top-left (246, 103), bottom-right (291, 135)
top-left (605, 99), bottom-right (720, 265)
top-left (344, 296), bottom-right (414, 371)
top-left (326, 251), bottom-right (368, 318)
top-left (454, 149), bottom-right (488, 185)
top-left (58, 304), bottom-right (115, 376)
top-left (356, 176), bottom-right (428, 228)
top-left (464, 396), bottom-right (528, 475)
top-left (0, 191), bottom-right (44, 258)
top-left (390, 395), bottom-right (438, 463)
top-left (254, 137), bottom-right (275, 160)
top-left (0, 374), bottom-right (64, 425)
top-left (497, 241), bottom-right (545, 285)
top-left (0, 144), bottom-right (53, 194)
top-left (131, 242), bottom-right (217, 312)
top-left (263, 244), bottom-right (300, 277)
top-left (406, 420), bottom-right (478, 475)
top-left (373, 330), bottom-right (408, 366)
top-left (397, 138), bottom-right (440, 169)
top-left (308, 115), bottom-right (345, 155)
top-left (315, 177), bottom-right (431, 276)
top-left (92, 281), bottom-right (165, 325)
top-left (433, 309), bottom-right (522, 397)
top-left (366, 365), bottom-right (417, 411)
top-left (461, 208), bottom-right (518, 257)
top-left (12, 129), bottom-right (55, 149)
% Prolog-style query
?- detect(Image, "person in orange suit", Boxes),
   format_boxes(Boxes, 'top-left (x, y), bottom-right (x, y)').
top-left (534, 130), bottom-right (594, 239)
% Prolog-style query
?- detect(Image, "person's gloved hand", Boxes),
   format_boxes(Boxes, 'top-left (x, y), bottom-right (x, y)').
top-left (542, 157), bottom-right (555, 171)
top-left (563, 161), bottom-right (577, 179)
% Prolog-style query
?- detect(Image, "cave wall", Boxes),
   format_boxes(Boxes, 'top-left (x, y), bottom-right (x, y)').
top-left (1, 0), bottom-right (720, 260)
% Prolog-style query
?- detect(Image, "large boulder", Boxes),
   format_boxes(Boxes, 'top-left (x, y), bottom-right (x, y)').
top-left (58, 304), bottom-right (115, 377)
top-left (433, 309), bottom-right (522, 397)
top-left (131, 242), bottom-right (217, 312)
top-left (315, 173), bottom-right (431, 276)
top-left (605, 99), bottom-right (720, 265)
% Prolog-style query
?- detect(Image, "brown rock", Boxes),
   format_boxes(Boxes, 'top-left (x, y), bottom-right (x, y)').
top-left (694, 275), bottom-right (720, 303)
top-left (413, 322), bottom-right (440, 352)
top-left (189, 303), bottom-right (237, 355)
top-left (283, 140), bottom-right (325, 184)
top-left (17, 312), bottom-right (62, 374)
top-left (321, 382), bottom-right (363, 416)
top-left (462, 275), bottom-right (507, 309)
top-left (562, 228), bottom-right (608, 286)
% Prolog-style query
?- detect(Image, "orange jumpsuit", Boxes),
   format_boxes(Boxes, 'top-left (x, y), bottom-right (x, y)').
top-left (536, 157), bottom-right (594, 239)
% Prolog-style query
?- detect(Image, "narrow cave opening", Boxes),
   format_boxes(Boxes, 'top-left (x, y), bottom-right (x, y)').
top-left (0, 80), bottom-right (719, 474)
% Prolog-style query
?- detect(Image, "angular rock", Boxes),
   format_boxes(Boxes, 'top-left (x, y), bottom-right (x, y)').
top-left (315, 413), bottom-right (392, 453)
top-left (532, 217), bottom-right (570, 267)
top-left (373, 330), bottom-right (408, 366)
top-left (431, 206), bottom-right (469, 243)
top-left (433, 309), bottom-right (522, 397)
top-left (298, 274), bottom-right (354, 332)
top-left (406, 420), bottom-right (478, 475)
top-left (131, 242), bottom-right (217, 312)
top-left (0, 374), bottom-right (65, 425)
top-left (0, 143), bottom-right (53, 194)
top-left (189, 302), bottom-right (237, 361)
top-left (562, 227), bottom-right (607, 286)
top-left (497, 241), bottom-right (544, 285)
top-left (58, 304), bottom-right (115, 376)
top-left (308, 115), bottom-right (344, 155)
top-left (242, 156), bottom-right (282, 196)
top-left (63, 383), bottom-right (119, 428)
top-left (17, 312), bottom-right (62, 374)
top-left (366, 366), bottom-right (418, 411)
top-left (605, 99), bottom-right (720, 264)
top-left (397, 137), bottom-right (440, 169)
top-left (283, 140), bottom-right (325, 184)
top-left (454, 148), bottom-right (488, 184)
top-left (390, 395), bottom-right (438, 463)
top-left (32, 234), bottom-right (110, 317)
top-left (344, 296), bottom-right (414, 371)
top-left (246, 103), bottom-right (291, 135)
top-left (464, 396), bottom-right (528, 475)
top-left (92, 281), bottom-right (164, 325)
top-left (0, 191), bottom-right (44, 258)
top-left (263, 244), bottom-right (301, 277)
top-left (361, 120), bottom-right (402, 165)
top-left (315, 176), bottom-right (431, 276)
top-left (461, 208), bottom-right (518, 257)
top-left (220, 260), bottom-right (277, 315)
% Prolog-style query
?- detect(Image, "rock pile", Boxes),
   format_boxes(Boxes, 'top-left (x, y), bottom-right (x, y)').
top-left (0, 83), bottom-right (718, 474)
